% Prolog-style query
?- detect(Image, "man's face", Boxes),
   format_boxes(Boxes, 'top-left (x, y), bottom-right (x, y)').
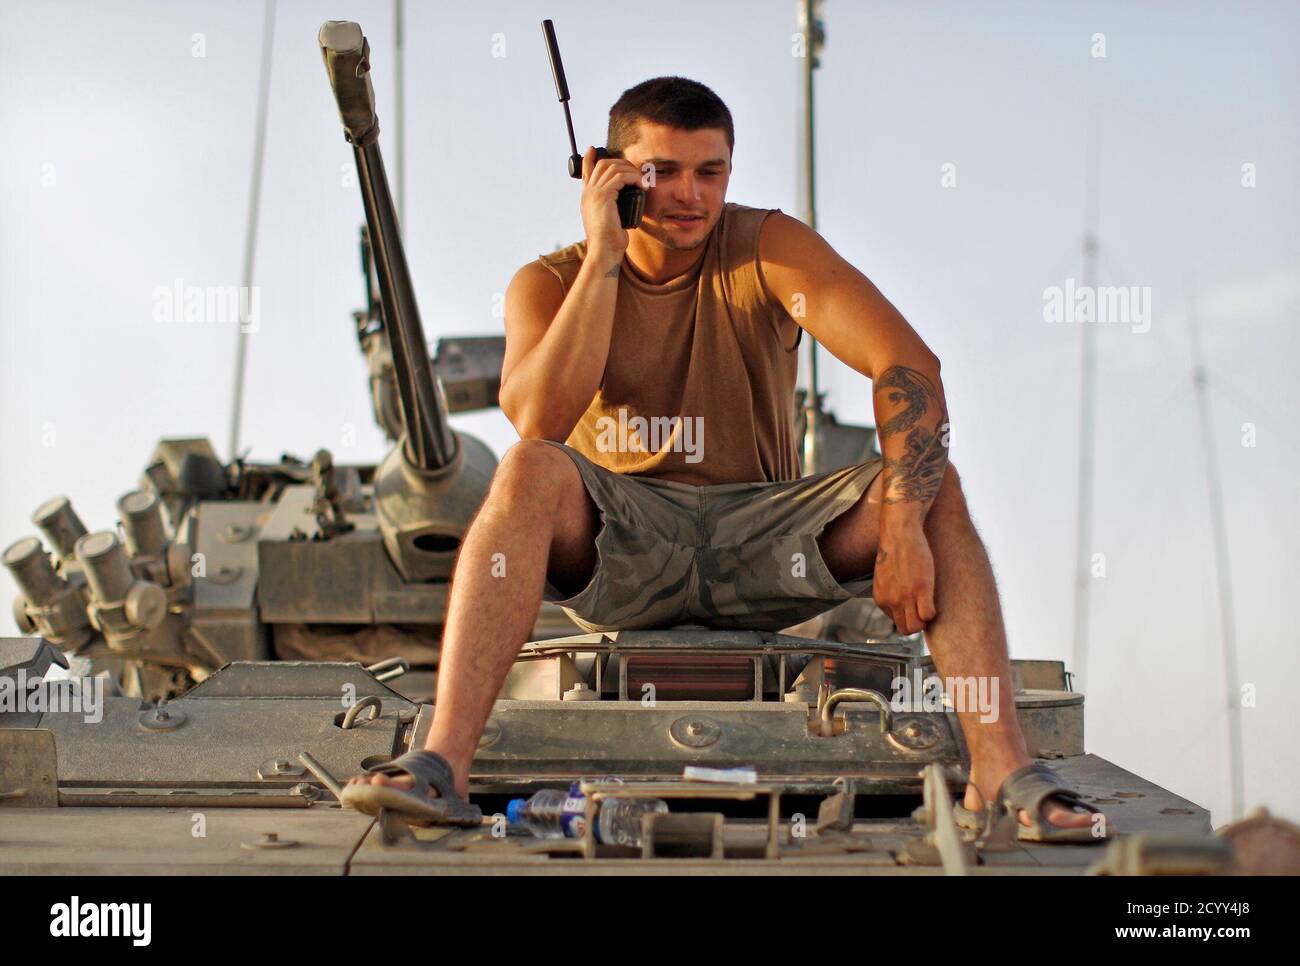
top-left (621, 120), bottom-right (731, 252)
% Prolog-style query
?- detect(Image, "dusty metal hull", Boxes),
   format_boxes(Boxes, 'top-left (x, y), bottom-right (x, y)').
top-left (0, 755), bottom-right (1207, 875)
top-left (0, 634), bottom-right (1215, 875)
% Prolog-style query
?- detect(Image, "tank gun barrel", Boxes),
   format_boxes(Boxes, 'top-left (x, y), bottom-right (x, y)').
top-left (319, 21), bottom-right (455, 471)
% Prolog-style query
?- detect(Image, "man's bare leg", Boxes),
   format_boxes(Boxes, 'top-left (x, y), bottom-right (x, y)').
top-left (345, 440), bottom-right (599, 800)
top-left (818, 463), bottom-right (1100, 830)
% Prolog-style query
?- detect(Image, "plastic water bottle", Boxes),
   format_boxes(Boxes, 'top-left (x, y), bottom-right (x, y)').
top-left (596, 797), bottom-right (669, 848)
top-left (507, 784), bottom-right (668, 847)
top-left (506, 788), bottom-right (586, 840)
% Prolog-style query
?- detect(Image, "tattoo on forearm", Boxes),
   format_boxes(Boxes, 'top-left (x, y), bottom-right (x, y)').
top-left (882, 426), bottom-right (948, 504)
top-left (877, 367), bottom-right (939, 436)
top-left (604, 262), bottom-right (621, 279)
top-left (874, 366), bottom-right (949, 506)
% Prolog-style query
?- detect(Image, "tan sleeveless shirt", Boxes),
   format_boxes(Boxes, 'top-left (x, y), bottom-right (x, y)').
top-left (536, 202), bottom-right (803, 486)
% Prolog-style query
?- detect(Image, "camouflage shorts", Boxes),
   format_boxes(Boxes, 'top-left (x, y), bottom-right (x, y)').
top-left (539, 441), bottom-right (885, 633)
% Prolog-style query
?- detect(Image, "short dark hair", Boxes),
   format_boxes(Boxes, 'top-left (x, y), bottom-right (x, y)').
top-left (606, 76), bottom-right (734, 157)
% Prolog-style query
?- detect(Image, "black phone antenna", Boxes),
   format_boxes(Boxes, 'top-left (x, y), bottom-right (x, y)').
top-left (542, 19), bottom-right (585, 179)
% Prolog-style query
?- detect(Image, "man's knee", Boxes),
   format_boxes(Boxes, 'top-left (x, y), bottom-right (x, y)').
top-left (489, 441), bottom-right (597, 545)
top-left (490, 442), bottom-right (599, 587)
top-left (938, 461), bottom-right (961, 495)
top-left (491, 440), bottom-right (580, 501)
top-left (926, 463), bottom-right (970, 529)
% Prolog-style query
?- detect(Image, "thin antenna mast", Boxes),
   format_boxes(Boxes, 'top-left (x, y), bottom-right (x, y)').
top-left (394, 0), bottom-right (405, 226)
top-left (799, 0), bottom-right (826, 474)
top-left (228, 0), bottom-right (277, 461)
top-left (1070, 113), bottom-right (1100, 691)
top-left (1187, 278), bottom-right (1245, 821)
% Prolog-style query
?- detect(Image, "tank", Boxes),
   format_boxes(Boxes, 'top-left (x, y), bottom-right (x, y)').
top-left (0, 20), bottom-right (1290, 877)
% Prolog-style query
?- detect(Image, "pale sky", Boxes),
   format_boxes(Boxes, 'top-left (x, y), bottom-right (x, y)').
top-left (2, 0), bottom-right (1297, 825)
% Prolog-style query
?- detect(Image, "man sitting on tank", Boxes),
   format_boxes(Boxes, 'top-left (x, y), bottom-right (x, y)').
top-left (344, 77), bottom-right (1104, 841)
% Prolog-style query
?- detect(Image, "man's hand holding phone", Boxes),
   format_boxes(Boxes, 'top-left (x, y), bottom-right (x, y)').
top-left (581, 146), bottom-right (643, 259)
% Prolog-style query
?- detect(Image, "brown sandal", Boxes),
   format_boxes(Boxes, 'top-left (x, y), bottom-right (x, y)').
top-left (953, 763), bottom-right (1106, 844)
top-left (340, 749), bottom-right (482, 827)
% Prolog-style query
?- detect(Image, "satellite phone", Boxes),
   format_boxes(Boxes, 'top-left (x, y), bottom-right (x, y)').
top-left (541, 18), bottom-right (646, 229)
